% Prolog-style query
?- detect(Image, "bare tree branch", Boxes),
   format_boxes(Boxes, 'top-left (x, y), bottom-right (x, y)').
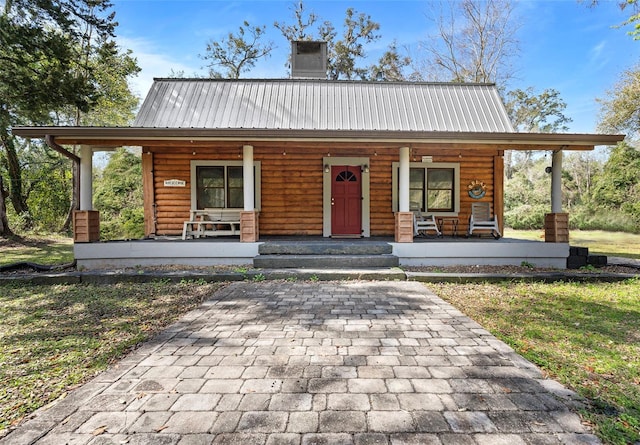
top-left (417, 0), bottom-right (520, 85)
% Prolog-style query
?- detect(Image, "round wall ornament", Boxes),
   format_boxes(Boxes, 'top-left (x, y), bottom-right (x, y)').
top-left (468, 180), bottom-right (486, 199)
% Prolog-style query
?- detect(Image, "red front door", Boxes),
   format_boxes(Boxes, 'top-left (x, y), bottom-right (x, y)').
top-left (331, 165), bottom-right (362, 236)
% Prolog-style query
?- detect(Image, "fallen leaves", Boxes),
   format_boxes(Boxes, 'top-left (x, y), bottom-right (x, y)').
top-left (92, 425), bottom-right (108, 436)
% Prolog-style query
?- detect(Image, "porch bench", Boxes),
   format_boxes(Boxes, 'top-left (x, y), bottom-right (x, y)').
top-left (182, 208), bottom-right (241, 239)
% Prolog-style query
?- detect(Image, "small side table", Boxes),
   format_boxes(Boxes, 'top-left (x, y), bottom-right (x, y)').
top-left (438, 217), bottom-right (459, 237)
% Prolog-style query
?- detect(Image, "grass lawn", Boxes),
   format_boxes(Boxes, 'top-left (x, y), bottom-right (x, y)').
top-left (430, 279), bottom-right (640, 445)
top-left (0, 280), bottom-right (226, 433)
top-left (506, 228), bottom-right (640, 260)
top-left (0, 236), bottom-right (74, 266)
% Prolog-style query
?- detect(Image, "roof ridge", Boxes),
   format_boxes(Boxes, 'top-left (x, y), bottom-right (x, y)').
top-left (151, 77), bottom-right (497, 87)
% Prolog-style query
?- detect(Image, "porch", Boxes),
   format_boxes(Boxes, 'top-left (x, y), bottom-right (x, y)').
top-left (73, 235), bottom-right (569, 270)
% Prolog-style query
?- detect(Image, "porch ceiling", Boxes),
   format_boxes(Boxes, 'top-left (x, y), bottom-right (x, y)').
top-left (11, 126), bottom-right (625, 151)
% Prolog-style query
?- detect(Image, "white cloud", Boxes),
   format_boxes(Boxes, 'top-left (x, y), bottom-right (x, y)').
top-left (589, 40), bottom-right (608, 68)
top-left (117, 36), bottom-right (204, 97)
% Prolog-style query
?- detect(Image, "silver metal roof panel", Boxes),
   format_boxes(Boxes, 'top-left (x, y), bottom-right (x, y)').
top-left (134, 79), bottom-right (515, 133)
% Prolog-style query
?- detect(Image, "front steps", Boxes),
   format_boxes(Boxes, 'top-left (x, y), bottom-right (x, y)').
top-left (254, 240), bottom-right (399, 269)
top-left (567, 246), bottom-right (607, 269)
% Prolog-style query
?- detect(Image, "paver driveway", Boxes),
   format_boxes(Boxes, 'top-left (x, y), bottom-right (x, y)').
top-left (2, 281), bottom-right (599, 445)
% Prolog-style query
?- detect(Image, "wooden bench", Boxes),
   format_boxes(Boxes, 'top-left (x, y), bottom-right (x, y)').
top-left (182, 208), bottom-right (241, 239)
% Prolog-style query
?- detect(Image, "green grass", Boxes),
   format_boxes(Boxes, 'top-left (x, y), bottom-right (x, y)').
top-left (431, 279), bottom-right (640, 445)
top-left (0, 280), bottom-right (226, 432)
top-left (506, 228), bottom-right (640, 259)
top-left (0, 236), bottom-right (74, 266)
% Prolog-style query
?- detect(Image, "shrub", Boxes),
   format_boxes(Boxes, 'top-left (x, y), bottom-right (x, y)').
top-left (504, 204), bottom-right (547, 229)
top-left (570, 207), bottom-right (639, 233)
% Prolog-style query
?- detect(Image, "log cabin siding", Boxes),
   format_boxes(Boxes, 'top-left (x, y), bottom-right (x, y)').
top-left (143, 143), bottom-right (502, 237)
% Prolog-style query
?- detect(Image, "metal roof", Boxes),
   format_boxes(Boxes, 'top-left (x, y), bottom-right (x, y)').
top-left (134, 79), bottom-right (515, 133)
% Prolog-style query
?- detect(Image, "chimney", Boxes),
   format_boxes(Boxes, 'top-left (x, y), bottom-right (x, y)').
top-left (291, 41), bottom-right (327, 79)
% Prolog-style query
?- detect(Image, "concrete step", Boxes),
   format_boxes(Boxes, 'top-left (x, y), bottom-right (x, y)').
top-left (258, 241), bottom-right (393, 256)
top-left (254, 254), bottom-right (399, 269)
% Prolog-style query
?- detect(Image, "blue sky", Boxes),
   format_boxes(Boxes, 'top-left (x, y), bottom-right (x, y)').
top-left (112, 0), bottom-right (639, 134)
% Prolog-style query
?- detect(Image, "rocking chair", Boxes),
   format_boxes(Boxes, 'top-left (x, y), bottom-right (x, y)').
top-left (413, 211), bottom-right (442, 238)
top-left (467, 202), bottom-right (501, 239)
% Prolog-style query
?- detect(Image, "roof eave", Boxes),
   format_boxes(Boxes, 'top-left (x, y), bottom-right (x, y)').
top-left (11, 126), bottom-right (625, 150)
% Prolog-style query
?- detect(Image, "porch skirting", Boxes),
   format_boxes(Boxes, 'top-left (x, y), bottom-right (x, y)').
top-left (393, 241), bottom-right (569, 268)
top-left (74, 239), bottom-right (570, 270)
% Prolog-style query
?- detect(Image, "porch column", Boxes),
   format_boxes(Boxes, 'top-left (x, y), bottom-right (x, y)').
top-left (241, 144), bottom-right (259, 242)
top-left (395, 146), bottom-right (413, 242)
top-left (551, 150), bottom-right (562, 213)
top-left (74, 145), bottom-right (100, 242)
top-left (399, 146), bottom-right (410, 212)
top-left (545, 149), bottom-right (569, 243)
top-left (80, 145), bottom-right (93, 210)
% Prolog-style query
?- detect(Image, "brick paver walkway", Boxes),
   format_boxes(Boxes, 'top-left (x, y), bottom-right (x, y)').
top-left (2, 281), bottom-right (599, 445)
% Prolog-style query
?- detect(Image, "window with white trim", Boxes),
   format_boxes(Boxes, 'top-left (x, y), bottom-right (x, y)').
top-left (191, 161), bottom-right (261, 210)
top-left (392, 162), bottom-right (460, 215)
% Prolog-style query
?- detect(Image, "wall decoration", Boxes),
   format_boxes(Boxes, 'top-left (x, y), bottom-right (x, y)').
top-left (164, 179), bottom-right (186, 187)
top-left (468, 180), bottom-right (486, 199)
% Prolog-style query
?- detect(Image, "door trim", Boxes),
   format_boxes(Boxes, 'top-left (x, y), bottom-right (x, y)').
top-left (322, 156), bottom-right (370, 237)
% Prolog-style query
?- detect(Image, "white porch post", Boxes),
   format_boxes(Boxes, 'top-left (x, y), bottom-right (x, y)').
top-left (395, 146), bottom-right (413, 242)
top-left (551, 150), bottom-right (563, 213)
top-left (79, 145), bottom-right (93, 210)
top-left (545, 149), bottom-right (569, 243)
top-left (74, 145), bottom-right (99, 242)
top-left (399, 146), bottom-right (410, 212)
top-left (243, 144), bottom-right (255, 210)
top-left (241, 144), bottom-right (258, 242)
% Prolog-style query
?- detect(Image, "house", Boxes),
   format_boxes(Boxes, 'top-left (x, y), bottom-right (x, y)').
top-left (12, 45), bottom-right (624, 269)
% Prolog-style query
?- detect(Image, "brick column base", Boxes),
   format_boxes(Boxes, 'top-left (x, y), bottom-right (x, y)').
top-left (395, 212), bottom-right (414, 243)
top-left (73, 210), bottom-right (100, 242)
top-left (240, 211), bottom-right (259, 242)
top-left (545, 212), bottom-right (569, 243)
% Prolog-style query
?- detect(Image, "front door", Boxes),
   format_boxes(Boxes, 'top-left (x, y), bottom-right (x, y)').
top-left (331, 165), bottom-right (362, 236)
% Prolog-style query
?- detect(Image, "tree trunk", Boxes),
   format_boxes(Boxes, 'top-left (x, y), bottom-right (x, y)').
top-left (3, 133), bottom-right (32, 228)
top-left (504, 150), bottom-right (513, 179)
top-left (0, 174), bottom-right (12, 237)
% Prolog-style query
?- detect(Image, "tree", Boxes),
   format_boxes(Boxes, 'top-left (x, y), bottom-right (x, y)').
top-left (563, 152), bottom-right (601, 209)
top-left (274, 1), bottom-right (319, 42)
top-left (591, 142), bottom-right (640, 224)
top-left (93, 148), bottom-right (144, 240)
top-left (274, 2), bottom-right (383, 80)
top-left (503, 157), bottom-right (551, 229)
top-left (506, 88), bottom-right (572, 133)
top-left (416, 0), bottom-right (520, 84)
top-left (597, 64), bottom-right (640, 139)
top-left (0, 14), bottom-right (78, 226)
top-left (202, 21), bottom-right (274, 79)
top-left (320, 8), bottom-right (381, 80)
top-left (0, 174), bottom-right (10, 237)
top-left (584, 0), bottom-right (640, 39)
top-left (57, 41), bottom-right (140, 127)
top-left (0, 0), bottom-right (121, 234)
top-left (368, 41), bottom-right (411, 81)
top-left (503, 87), bottom-right (572, 178)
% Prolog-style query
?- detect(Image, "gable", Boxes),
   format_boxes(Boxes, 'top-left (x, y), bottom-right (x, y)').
top-left (134, 79), bottom-right (515, 133)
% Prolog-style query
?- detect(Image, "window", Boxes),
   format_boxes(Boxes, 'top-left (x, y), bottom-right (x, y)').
top-left (392, 162), bottom-right (459, 215)
top-left (426, 168), bottom-right (454, 212)
top-left (191, 161), bottom-right (261, 210)
top-left (336, 170), bottom-right (358, 182)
